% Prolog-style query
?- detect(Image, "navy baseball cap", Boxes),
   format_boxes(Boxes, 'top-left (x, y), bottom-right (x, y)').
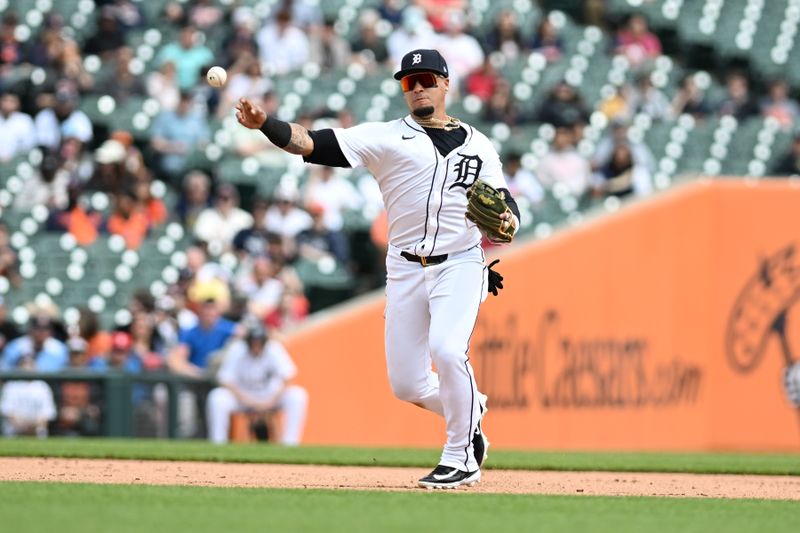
top-left (245, 322), bottom-right (268, 342)
top-left (393, 49), bottom-right (449, 80)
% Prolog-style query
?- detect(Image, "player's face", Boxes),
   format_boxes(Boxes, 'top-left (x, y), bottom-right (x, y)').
top-left (401, 72), bottom-right (448, 115)
top-left (247, 338), bottom-right (266, 356)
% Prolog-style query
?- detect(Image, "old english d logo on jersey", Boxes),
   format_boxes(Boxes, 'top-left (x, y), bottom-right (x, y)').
top-left (449, 154), bottom-right (483, 191)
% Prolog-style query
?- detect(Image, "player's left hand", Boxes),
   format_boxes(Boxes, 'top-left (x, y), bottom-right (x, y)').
top-left (498, 211), bottom-right (518, 238)
top-left (487, 259), bottom-right (504, 296)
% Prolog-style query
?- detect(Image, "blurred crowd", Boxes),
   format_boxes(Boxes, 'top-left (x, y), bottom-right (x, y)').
top-left (1, 0), bottom-right (799, 438)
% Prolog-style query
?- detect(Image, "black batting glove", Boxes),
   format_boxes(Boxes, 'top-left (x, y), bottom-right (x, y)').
top-left (487, 259), bottom-right (504, 296)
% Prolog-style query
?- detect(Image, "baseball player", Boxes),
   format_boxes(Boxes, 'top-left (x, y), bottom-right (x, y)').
top-left (206, 323), bottom-right (308, 445)
top-left (235, 49), bottom-right (519, 488)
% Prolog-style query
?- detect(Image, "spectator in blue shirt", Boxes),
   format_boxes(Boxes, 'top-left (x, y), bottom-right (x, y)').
top-left (168, 297), bottom-right (238, 377)
top-left (150, 91), bottom-right (210, 181)
top-left (1, 315), bottom-right (68, 372)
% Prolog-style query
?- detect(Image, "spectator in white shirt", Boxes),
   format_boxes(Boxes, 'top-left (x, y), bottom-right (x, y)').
top-left (265, 183), bottom-right (313, 240)
top-left (0, 92), bottom-right (36, 162)
top-left (503, 152), bottom-right (545, 205)
top-left (256, 8), bottom-right (310, 75)
top-left (536, 126), bottom-right (593, 197)
top-left (387, 6), bottom-right (438, 66)
top-left (194, 183), bottom-right (254, 251)
top-left (302, 166), bottom-right (363, 232)
top-left (434, 10), bottom-right (484, 100)
top-left (237, 254), bottom-right (286, 319)
top-left (14, 150), bottom-right (70, 210)
top-left (34, 85), bottom-right (93, 150)
top-left (146, 60), bottom-right (181, 113)
top-left (217, 53), bottom-right (272, 119)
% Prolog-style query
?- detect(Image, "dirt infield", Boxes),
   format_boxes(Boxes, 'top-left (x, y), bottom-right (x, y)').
top-left (1, 458), bottom-right (799, 499)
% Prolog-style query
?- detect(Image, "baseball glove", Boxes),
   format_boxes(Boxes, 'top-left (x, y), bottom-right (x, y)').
top-left (466, 180), bottom-right (515, 244)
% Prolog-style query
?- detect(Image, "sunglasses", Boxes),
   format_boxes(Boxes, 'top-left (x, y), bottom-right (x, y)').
top-left (401, 72), bottom-right (439, 92)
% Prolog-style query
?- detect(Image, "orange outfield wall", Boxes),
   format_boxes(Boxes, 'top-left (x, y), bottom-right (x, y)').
top-left (285, 179), bottom-right (800, 451)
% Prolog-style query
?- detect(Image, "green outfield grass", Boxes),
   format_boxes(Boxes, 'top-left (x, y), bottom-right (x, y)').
top-left (1, 482), bottom-right (798, 533)
top-left (1, 438), bottom-right (799, 475)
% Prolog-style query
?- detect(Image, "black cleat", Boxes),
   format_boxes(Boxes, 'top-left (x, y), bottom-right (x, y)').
top-left (418, 464), bottom-right (481, 489)
top-left (472, 393), bottom-right (490, 467)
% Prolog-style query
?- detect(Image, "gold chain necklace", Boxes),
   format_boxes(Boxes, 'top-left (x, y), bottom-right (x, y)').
top-left (412, 114), bottom-right (462, 131)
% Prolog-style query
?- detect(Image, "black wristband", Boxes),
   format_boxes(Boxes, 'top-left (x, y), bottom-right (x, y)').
top-left (259, 115), bottom-right (292, 148)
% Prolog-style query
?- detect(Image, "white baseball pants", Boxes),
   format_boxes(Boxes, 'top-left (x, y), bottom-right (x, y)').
top-left (206, 385), bottom-right (308, 445)
top-left (385, 244), bottom-right (488, 472)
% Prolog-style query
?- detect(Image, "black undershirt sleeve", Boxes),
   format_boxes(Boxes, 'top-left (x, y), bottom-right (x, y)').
top-left (303, 129), bottom-right (352, 168)
top-left (498, 188), bottom-right (520, 222)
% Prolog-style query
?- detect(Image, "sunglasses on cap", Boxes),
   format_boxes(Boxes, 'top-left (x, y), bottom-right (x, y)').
top-left (400, 72), bottom-right (440, 92)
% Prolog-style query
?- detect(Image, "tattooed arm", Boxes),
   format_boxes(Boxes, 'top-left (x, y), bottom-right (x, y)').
top-left (235, 97), bottom-right (351, 167)
top-left (283, 124), bottom-right (314, 155)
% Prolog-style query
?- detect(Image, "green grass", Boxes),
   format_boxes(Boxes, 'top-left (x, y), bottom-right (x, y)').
top-left (1, 438), bottom-right (800, 475)
top-left (1, 482), bottom-right (798, 533)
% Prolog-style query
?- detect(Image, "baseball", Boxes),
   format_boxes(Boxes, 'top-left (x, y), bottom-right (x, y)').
top-left (206, 66), bottom-right (227, 88)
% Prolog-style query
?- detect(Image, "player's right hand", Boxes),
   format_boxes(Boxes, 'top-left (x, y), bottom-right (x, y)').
top-left (235, 97), bottom-right (267, 129)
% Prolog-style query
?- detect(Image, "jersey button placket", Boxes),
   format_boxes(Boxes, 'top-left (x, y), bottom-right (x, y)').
top-left (424, 156), bottom-right (444, 256)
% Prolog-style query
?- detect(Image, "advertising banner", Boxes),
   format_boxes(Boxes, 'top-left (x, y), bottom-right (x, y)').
top-left (287, 180), bottom-right (800, 451)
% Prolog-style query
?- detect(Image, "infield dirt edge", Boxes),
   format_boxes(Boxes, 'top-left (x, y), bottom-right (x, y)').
top-left (1, 457), bottom-right (799, 500)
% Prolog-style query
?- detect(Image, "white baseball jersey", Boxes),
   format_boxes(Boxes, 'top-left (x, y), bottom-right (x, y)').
top-left (0, 380), bottom-right (57, 423)
top-left (208, 340), bottom-right (307, 445)
top-left (332, 116), bottom-right (508, 256)
top-left (217, 339), bottom-right (296, 401)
